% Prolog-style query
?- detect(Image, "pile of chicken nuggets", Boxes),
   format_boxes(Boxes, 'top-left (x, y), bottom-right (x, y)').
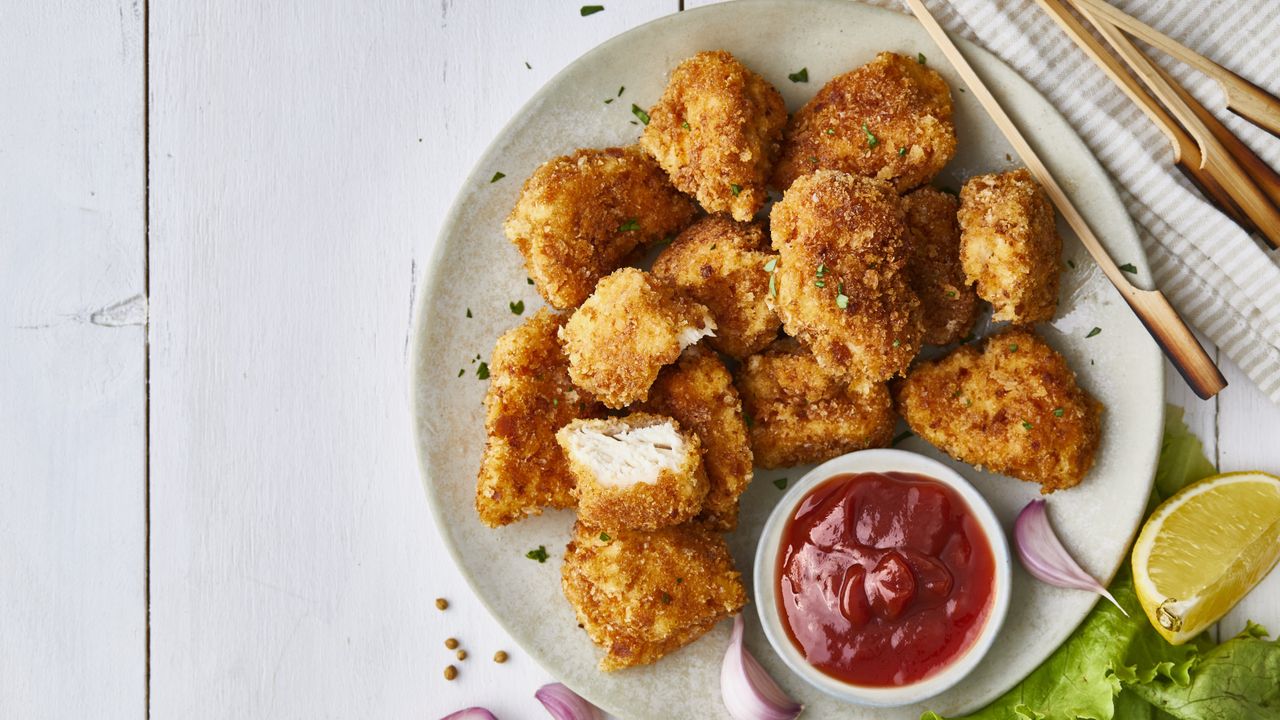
top-left (476, 50), bottom-right (1102, 671)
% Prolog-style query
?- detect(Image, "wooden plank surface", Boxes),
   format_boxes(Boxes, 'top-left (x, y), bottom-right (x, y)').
top-left (0, 1), bottom-right (147, 718)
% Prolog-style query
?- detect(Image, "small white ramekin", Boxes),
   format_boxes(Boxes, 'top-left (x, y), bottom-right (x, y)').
top-left (753, 448), bottom-right (1012, 707)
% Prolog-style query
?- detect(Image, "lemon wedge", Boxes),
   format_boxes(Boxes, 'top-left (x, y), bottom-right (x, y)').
top-left (1132, 471), bottom-right (1280, 644)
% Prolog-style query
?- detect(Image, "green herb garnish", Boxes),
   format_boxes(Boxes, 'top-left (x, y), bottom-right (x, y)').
top-left (617, 86), bottom-right (624, 97)
top-left (631, 104), bottom-right (650, 125)
top-left (603, 97), bottom-right (613, 104)
top-left (1068, 259), bottom-right (1077, 269)
top-left (1086, 327), bottom-right (1102, 338)
top-left (825, 128), bottom-right (835, 136)
top-left (681, 120), bottom-right (690, 129)
top-left (1119, 263), bottom-right (1138, 274)
top-left (509, 300), bottom-right (525, 315)
top-left (730, 183), bottom-right (742, 196)
top-left (661, 592), bottom-right (672, 604)
top-left (763, 258), bottom-right (777, 272)
top-left (524, 61), bottom-right (532, 69)
top-left (525, 545), bottom-right (549, 562)
top-left (489, 171), bottom-right (505, 183)
top-left (599, 532), bottom-right (611, 542)
top-left (917, 52), bottom-right (927, 65)
top-left (898, 146), bottom-right (907, 157)
top-left (773, 477), bottom-right (788, 490)
top-left (835, 293), bottom-right (849, 309)
top-left (457, 369), bottom-right (464, 377)
top-left (476, 362), bottom-right (490, 380)
top-left (618, 218), bottom-right (640, 232)
top-left (1008, 343), bottom-right (1019, 352)
top-left (527, 277), bottom-right (534, 285)
top-left (466, 308), bottom-right (472, 318)
top-left (862, 123), bottom-right (879, 148)
top-left (1022, 420), bottom-right (1034, 430)
top-left (788, 67), bottom-right (809, 83)
top-left (1053, 407), bottom-right (1065, 417)
top-left (579, 5), bottom-right (604, 16)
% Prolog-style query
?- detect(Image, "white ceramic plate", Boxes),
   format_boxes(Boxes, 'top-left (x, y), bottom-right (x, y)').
top-left (411, 1), bottom-right (1164, 717)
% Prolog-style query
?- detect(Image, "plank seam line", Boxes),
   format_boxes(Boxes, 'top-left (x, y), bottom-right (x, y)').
top-left (142, 0), bottom-right (152, 714)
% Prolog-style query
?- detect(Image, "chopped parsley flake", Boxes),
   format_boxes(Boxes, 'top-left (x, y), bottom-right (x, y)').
top-left (816, 264), bottom-right (827, 277)
top-left (457, 369), bottom-right (464, 377)
top-left (898, 146), bottom-right (907, 156)
top-left (661, 592), bottom-right (672, 604)
top-left (825, 128), bottom-right (835, 136)
top-left (524, 61), bottom-right (532, 69)
top-left (580, 5), bottom-right (604, 16)
top-left (681, 121), bottom-right (690, 130)
top-left (743, 412), bottom-right (754, 428)
top-left (603, 97), bottom-right (613, 104)
top-left (618, 218), bottom-right (640, 232)
top-left (788, 67), bottom-right (809, 83)
top-left (1068, 259), bottom-right (1077, 269)
top-left (892, 339), bottom-right (901, 347)
top-left (730, 183), bottom-right (742, 196)
top-left (1053, 407), bottom-right (1065, 417)
top-left (489, 171), bottom-right (505, 183)
top-left (631, 104), bottom-right (650, 125)
top-left (527, 277), bottom-right (534, 285)
top-left (526, 545), bottom-right (549, 562)
top-left (1022, 420), bottom-right (1033, 430)
top-left (476, 362), bottom-right (490, 380)
top-left (808, 155), bottom-right (819, 163)
top-left (946, 290), bottom-right (956, 298)
top-left (917, 52), bottom-right (927, 65)
top-left (768, 272), bottom-right (777, 298)
top-left (599, 532), bottom-right (611, 542)
top-left (617, 86), bottom-right (625, 97)
top-left (763, 258), bottom-right (778, 272)
top-left (1086, 327), bottom-right (1102, 338)
top-left (835, 293), bottom-right (849, 309)
top-left (862, 123), bottom-right (879, 147)
top-left (1008, 343), bottom-right (1019, 352)
top-left (1119, 263), bottom-right (1138, 274)
top-left (773, 477), bottom-right (788, 490)
top-left (892, 431), bottom-right (913, 445)
top-left (815, 280), bottom-right (825, 288)
top-left (466, 308), bottom-right (472, 318)
top-left (676, 577), bottom-right (683, 584)
top-left (509, 300), bottom-right (525, 315)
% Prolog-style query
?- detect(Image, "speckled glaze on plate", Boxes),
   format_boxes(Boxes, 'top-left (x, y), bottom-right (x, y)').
top-left (410, 1), bottom-right (1164, 717)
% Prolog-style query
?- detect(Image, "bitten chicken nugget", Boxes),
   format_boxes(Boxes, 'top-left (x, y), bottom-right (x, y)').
top-left (737, 339), bottom-right (897, 469)
top-left (958, 168), bottom-right (1062, 324)
top-left (560, 268), bottom-right (716, 409)
top-left (903, 187), bottom-right (979, 345)
top-left (645, 347), bottom-right (753, 531)
top-left (896, 328), bottom-right (1102, 492)
top-left (641, 51), bottom-right (787, 221)
top-left (769, 170), bottom-right (922, 386)
top-left (557, 413), bottom-right (709, 531)
top-left (771, 52), bottom-right (956, 193)
top-left (475, 310), bottom-right (603, 527)
top-left (561, 521), bottom-right (747, 671)
top-left (651, 215), bottom-right (780, 359)
top-left (504, 146), bottom-right (698, 309)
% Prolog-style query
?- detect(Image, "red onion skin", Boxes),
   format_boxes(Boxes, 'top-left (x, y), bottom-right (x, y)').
top-left (1015, 500), bottom-right (1125, 614)
top-left (535, 682), bottom-right (603, 720)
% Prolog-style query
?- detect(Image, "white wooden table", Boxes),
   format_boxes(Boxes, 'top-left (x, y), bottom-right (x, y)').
top-left (4, 1), bottom-right (1278, 718)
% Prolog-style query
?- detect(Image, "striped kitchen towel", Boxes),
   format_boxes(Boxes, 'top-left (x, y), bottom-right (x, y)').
top-left (868, 0), bottom-right (1280, 404)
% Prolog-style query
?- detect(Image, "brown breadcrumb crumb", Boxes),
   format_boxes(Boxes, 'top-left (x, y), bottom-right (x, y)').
top-left (561, 521), bottom-right (747, 671)
top-left (504, 146), bottom-right (698, 309)
top-left (769, 170), bottom-right (922, 387)
top-left (895, 327), bottom-right (1103, 492)
top-left (560, 268), bottom-right (716, 408)
top-left (641, 51), bottom-right (787, 221)
top-left (651, 215), bottom-right (781, 359)
top-left (958, 168), bottom-right (1062, 323)
top-left (736, 339), bottom-right (897, 468)
top-left (475, 310), bottom-right (603, 527)
top-left (902, 187), bottom-right (979, 345)
top-left (644, 347), bottom-right (753, 531)
top-left (771, 52), bottom-right (956, 193)
top-left (557, 413), bottom-right (709, 531)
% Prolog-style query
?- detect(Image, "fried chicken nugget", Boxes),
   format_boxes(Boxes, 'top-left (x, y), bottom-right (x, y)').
top-left (560, 268), bottom-right (716, 409)
top-left (903, 187), bottom-right (979, 345)
top-left (650, 215), bottom-right (781, 359)
top-left (771, 52), bottom-right (956, 193)
top-left (561, 521), bottom-right (747, 671)
top-left (475, 309), bottom-right (603, 527)
top-left (557, 413), bottom-right (709, 531)
top-left (737, 339), bottom-right (897, 469)
top-left (645, 347), bottom-right (753, 530)
top-left (504, 146), bottom-right (699, 309)
top-left (958, 168), bottom-right (1062, 324)
top-left (641, 51), bottom-right (787, 221)
top-left (896, 328), bottom-right (1103, 492)
top-left (769, 170), bottom-right (922, 386)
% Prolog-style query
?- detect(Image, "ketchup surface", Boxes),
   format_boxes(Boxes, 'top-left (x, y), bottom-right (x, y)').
top-left (776, 471), bottom-right (996, 687)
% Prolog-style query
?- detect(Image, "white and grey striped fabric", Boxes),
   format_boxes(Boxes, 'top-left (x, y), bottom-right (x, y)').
top-left (868, 0), bottom-right (1280, 404)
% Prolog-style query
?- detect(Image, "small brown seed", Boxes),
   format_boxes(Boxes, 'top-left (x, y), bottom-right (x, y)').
top-left (493, 650), bottom-right (508, 664)
top-left (444, 638), bottom-right (459, 650)
top-left (435, 598), bottom-right (448, 611)
top-left (456, 649), bottom-right (467, 661)
top-left (444, 665), bottom-right (458, 681)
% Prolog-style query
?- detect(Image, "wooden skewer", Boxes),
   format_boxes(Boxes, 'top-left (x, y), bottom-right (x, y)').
top-left (1070, 0), bottom-right (1280, 139)
top-left (1070, 0), bottom-right (1280, 249)
top-left (1030, 0), bottom-right (1257, 234)
top-left (903, 0), bottom-right (1226, 399)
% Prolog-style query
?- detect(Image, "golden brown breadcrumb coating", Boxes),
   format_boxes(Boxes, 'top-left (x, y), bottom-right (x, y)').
top-left (504, 146), bottom-right (698, 309)
top-left (641, 51), bottom-right (787, 221)
top-left (560, 268), bottom-right (716, 409)
top-left (771, 52), bottom-right (956, 193)
top-left (895, 327), bottom-right (1102, 492)
top-left (903, 187), bottom-right (979, 345)
top-left (958, 168), bottom-right (1062, 324)
top-left (769, 170), bottom-right (922, 386)
top-left (561, 521), bottom-right (747, 671)
top-left (475, 310), bottom-right (603, 527)
top-left (645, 347), bottom-right (753, 531)
top-left (650, 215), bottom-right (781, 359)
top-left (736, 339), bottom-right (897, 469)
top-left (557, 413), bottom-right (709, 531)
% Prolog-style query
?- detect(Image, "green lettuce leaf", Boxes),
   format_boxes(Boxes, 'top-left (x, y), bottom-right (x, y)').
top-left (1125, 623), bottom-right (1280, 720)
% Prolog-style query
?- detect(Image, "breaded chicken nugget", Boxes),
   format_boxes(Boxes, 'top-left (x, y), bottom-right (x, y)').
top-left (645, 347), bottom-right (753, 530)
top-left (475, 309), bottom-right (603, 527)
top-left (560, 268), bottom-right (716, 409)
top-left (958, 168), bottom-right (1062, 324)
top-left (641, 51), bottom-right (787, 221)
top-left (896, 328), bottom-right (1102, 492)
top-left (769, 170), bottom-right (922, 386)
top-left (650, 215), bottom-right (780, 359)
top-left (737, 339), bottom-right (897, 469)
top-left (771, 52), bottom-right (956, 193)
top-left (557, 413), bottom-right (709, 531)
top-left (561, 521), bottom-right (747, 671)
top-left (903, 187), bottom-right (979, 345)
top-left (504, 146), bottom-right (698, 309)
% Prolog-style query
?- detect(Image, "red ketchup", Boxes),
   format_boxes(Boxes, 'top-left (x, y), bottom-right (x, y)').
top-left (776, 472), bottom-right (996, 687)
